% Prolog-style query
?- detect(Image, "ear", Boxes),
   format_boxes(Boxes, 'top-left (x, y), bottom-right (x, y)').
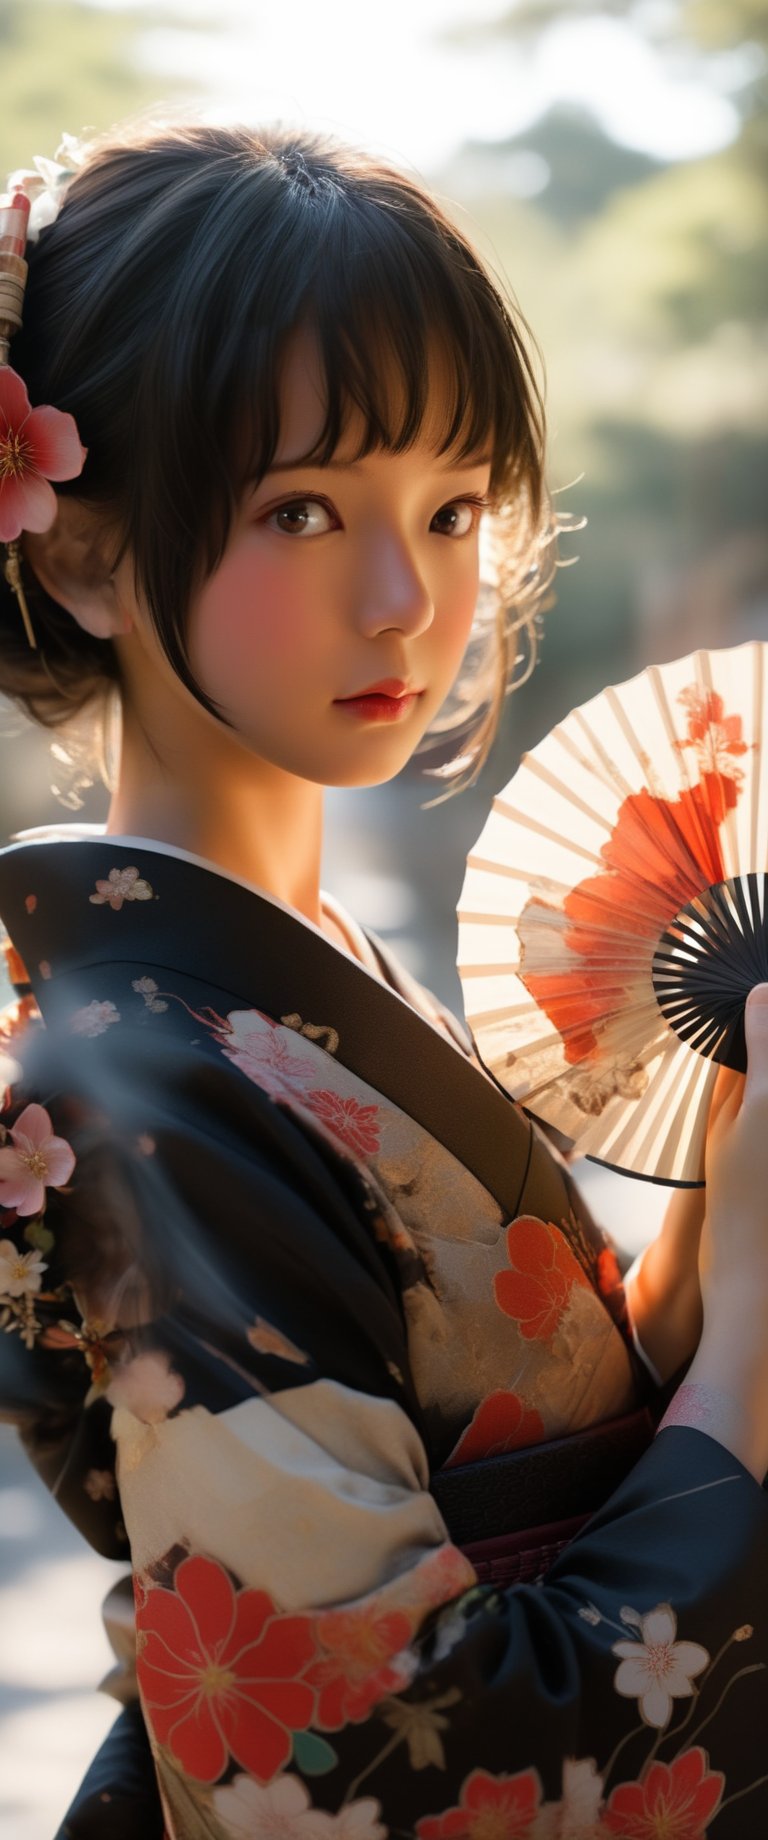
top-left (22, 498), bottom-right (134, 640)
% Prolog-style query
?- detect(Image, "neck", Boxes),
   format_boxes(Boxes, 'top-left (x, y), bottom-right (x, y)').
top-left (106, 700), bottom-right (326, 926)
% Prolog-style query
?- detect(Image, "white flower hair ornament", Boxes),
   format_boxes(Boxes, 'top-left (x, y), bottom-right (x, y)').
top-left (5, 140), bottom-right (82, 241)
top-left (1, 136), bottom-right (89, 643)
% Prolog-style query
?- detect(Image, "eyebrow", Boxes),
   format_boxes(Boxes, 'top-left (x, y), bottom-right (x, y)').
top-left (262, 453), bottom-right (493, 475)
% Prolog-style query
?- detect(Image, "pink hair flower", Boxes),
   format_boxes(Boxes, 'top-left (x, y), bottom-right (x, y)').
top-left (0, 364), bottom-right (87, 543)
top-left (0, 1101), bottom-right (76, 1216)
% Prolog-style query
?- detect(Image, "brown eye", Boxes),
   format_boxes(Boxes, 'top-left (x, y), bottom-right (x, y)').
top-left (431, 499), bottom-right (488, 538)
top-left (264, 498), bottom-right (336, 536)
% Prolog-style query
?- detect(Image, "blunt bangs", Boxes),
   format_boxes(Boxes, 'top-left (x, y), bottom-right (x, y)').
top-left (6, 121), bottom-right (559, 790)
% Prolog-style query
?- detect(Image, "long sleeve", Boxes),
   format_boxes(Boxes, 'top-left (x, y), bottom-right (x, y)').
top-left (4, 1017), bottom-right (767, 1840)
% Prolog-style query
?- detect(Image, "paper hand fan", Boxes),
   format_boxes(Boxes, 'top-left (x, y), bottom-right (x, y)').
top-left (457, 640), bottom-right (767, 1184)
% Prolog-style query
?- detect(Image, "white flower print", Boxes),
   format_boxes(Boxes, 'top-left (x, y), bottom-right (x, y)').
top-left (105, 1351), bottom-right (185, 1424)
top-left (212, 1774), bottom-right (386, 1840)
top-left (612, 1602), bottom-right (709, 1729)
top-left (0, 1239), bottom-right (47, 1297)
top-left (69, 1000), bottom-right (121, 1037)
top-left (89, 867), bottom-right (153, 909)
top-left (321, 1802), bottom-right (387, 1840)
top-left (532, 1757), bottom-right (608, 1838)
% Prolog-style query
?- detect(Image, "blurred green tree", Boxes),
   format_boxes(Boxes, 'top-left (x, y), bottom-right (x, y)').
top-left (0, 0), bottom-right (205, 179)
top-left (431, 0), bottom-right (766, 740)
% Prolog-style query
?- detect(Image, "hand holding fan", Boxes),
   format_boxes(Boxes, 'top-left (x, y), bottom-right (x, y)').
top-left (457, 641), bottom-right (767, 1184)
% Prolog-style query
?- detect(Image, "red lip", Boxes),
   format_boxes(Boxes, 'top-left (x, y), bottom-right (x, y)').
top-left (337, 679), bottom-right (416, 700)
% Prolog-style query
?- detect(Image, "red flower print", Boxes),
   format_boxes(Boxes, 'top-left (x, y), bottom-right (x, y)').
top-left (305, 1090), bottom-right (382, 1157)
top-left (308, 1600), bottom-right (415, 1729)
top-left (135, 1555), bottom-right (317, 1785)
top-left (595, 1245), bottom-right (629, 1329)
top-left (445, 1390), bottom-right (545, 1467)
top-left (416, 1767), bottom-right (543, 1840)
top-left (494, 1215), bottom-right (589, 1340)
top-left (0, 365), bottom-right (87, 542)
top-left (604, 1746), bottom-right (725, 1838)
top-left (596, 1246), bottom-right (623, 1298)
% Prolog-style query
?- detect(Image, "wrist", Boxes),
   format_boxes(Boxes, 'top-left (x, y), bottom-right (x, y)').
top-left (660, 1334), bottom-right (768, 1482)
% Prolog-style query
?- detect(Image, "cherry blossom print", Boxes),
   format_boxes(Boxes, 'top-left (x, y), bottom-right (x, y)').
top-left (132, 977), bottom-right (168, 1014)
top-left (0, 1239), bottom-right (47, 1297)
top-left (220, 1011), bottom-right (321, 1102)
top-left (212, 1772), bottom-right (386, 1840)
top-left (83, 1467), bottom-right (116, 1502)
top-left (106, 1350), bottom-right (185, 1424)
top-left (68, 999), bottom-right (121, 1037)
top-left (135, 1556), bottom-right (317, 1784)
top-left (303, 1090), bottom-right (382, 1158)
top-left (494, 1215), bottom-right (590, 1341)
top-left (603, 1748), bottom-right (725, 1838)
top-left (88, 866), bottom-right (153, 909)
top-left (308, 1598), bottom-right (416, 1729)
top-left (445, 1389), bottom-right (545, 1467)
top-left (0, 1102), bottom-right (75, 1215)
top-left (612, 1604), bottom-right (709, 1729)
top-left (416, 1767), bottom-right (544, 1840)
top-left (0, 365), bottom-right (87, 542)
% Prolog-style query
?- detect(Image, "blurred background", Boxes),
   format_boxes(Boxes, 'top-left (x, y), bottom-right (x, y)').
top-left (0, 1), bottom-right (765, 1832)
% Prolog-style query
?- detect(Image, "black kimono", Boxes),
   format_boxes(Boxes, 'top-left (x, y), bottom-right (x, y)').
top-left (0, 827), bottom-right (766, 1840)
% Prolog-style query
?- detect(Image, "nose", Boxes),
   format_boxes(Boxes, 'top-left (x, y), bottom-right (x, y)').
top-left (353, 527), bottom-right (435, 639)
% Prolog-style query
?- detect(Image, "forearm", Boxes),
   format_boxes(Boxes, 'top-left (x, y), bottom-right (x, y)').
top-left (624, 1186), bottom-right (705, 1384)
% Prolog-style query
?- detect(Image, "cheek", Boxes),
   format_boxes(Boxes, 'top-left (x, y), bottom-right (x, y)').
top-left (188, 547), bottom-right (308, 691)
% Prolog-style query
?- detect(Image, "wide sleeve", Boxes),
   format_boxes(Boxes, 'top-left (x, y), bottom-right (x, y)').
top-left (3, 1018), bottom-right (768, 1840)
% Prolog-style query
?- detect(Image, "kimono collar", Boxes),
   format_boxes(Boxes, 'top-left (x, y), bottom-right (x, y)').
top-left (0, 831), bottom-right (536, 1219)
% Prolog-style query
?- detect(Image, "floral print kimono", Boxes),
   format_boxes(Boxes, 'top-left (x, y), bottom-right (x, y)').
top-left (0, 827), bottom-right (766, 1840)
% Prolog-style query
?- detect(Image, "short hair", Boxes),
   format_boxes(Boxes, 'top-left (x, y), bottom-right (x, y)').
top-left (2, 116), bottom-right (560, 798)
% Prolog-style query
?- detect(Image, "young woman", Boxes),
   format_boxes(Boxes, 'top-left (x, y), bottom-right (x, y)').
top-left (0, 120), bottom-right (766, 1840)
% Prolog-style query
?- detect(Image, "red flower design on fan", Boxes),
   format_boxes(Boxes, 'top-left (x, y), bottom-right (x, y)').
top-left (416, 1767), bottom-right (543, 1840)
top-left (603, 1746), bottom-right (725, 1837)
top-left (135, 1556), bottom-right (317, 1785)
top-left (307, 1600), bottom-right (415, 1729)
top-left (445, 1389), bottom-right (545, 1467)
top-left (494, 1215), bottom-right (589, 1340)
top-left (519, 686), bottom-right (747, 1063)
top-left (0, 366), bottom-right (86, 542)
top-left (305, 1090), bottom-right (382, 1156)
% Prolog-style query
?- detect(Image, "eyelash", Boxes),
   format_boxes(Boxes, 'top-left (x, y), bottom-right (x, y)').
top-left (260, 492), bottom-right (492, 539)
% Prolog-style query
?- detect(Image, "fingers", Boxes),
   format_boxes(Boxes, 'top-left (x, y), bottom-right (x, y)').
top-left (744, 982), bottom-right (768, 1105)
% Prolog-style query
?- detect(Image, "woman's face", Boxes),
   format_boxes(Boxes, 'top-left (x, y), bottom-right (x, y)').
top-left (124, 325), bottom-right (493, 789)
